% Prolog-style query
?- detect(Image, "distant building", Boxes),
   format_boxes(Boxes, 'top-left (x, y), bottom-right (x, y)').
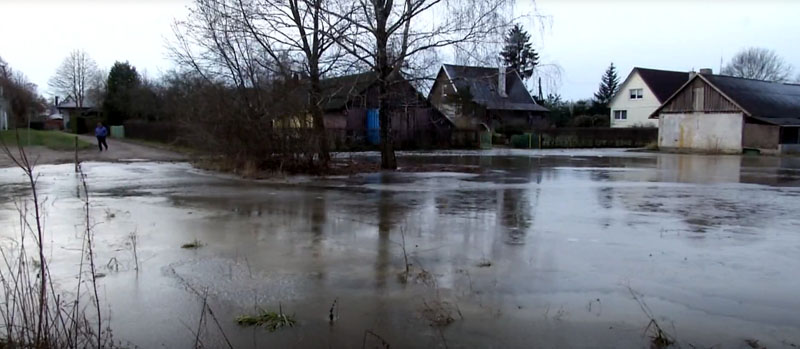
top-left (651, 72), bottom-right (800, 154)
top-left (428, 64), bottom-right (548, 139)
top-left (318, 72), bottom-right (453, 149)
top-left (610, 68), bottom-right (690, 128)
top-left (56, 95), bottom-right (102, 133)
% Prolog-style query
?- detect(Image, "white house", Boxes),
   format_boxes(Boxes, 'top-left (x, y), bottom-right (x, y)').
top-left (609, 68), bottom-right (690, 128)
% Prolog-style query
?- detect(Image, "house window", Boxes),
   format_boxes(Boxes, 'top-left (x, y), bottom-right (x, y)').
top-left (780, 127), bottom-right (800, 144)
top-left (614, 110), bottom-right (627, 120)
top-left (629, 88), bottom-right (643, 99)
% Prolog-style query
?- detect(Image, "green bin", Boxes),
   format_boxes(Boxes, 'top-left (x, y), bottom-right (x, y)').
top-left (110, 125), bottom-right (125, 138)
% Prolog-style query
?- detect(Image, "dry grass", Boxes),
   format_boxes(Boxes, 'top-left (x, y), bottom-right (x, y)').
top-left (628, 286), bottom-right (675, 348)
top-left (235, 307), bottom-right (296, 332)
top-left (181, 239), bottom-right (204, 249)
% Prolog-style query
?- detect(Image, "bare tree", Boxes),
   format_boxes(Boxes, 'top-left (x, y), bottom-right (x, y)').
top-left (330, 0), bottom-right (518, 169)
top-left (722, 47), bottom-right (794, 82)
top-left (0, 58), bottom-right (44, 127)
top-left (236, 0), bottom-right (349, 165)
top-left (49, 50), bottom-right (102, 108)
top-left (171, 0), bottom-right (328, 172)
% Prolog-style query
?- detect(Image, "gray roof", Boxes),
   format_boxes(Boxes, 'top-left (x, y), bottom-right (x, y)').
top-left (441, 64), bottom-right (548, 112)
top-left (703, 75), bottom-right (800, 123)
top-left (56, 96), bottom-right (98, 110)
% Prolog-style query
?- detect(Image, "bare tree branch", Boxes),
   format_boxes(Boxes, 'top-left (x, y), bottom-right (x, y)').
top-left (48, 50), bottom-right (102, 108)
top-left (722, 47), bottom-right (794, 82)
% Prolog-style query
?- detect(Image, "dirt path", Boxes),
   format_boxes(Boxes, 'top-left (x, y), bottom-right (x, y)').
top-left (0, 135), bottom-right (188, 168)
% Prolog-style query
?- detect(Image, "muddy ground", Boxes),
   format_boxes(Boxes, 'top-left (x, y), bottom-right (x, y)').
top-left (1, 149), bottom-right (799, 348)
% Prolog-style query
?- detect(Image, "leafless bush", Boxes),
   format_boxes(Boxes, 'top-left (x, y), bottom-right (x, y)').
top-left (0, 138), bottom-right (112, 347)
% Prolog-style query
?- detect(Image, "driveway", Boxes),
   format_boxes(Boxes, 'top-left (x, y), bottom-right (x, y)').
top-left (0, 135), bottom-right (188, 168)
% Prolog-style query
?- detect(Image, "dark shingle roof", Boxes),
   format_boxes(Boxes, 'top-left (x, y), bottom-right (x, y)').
top-left (319, 72), bottom-right (377, 111)
top-left (703, 74), bottom-right (800, 124)
top-left (635, 68), bottom-right (691, 103)
top-left (442, 64), bottom-right (547, 112)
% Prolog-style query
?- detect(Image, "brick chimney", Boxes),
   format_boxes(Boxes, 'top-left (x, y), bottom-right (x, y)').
top-left (699, 68), bottom-right (713, 75)
top-left (498, 66), bottom-right (507, 98)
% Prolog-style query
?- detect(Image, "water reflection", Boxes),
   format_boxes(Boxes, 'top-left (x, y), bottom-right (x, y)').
top-left (2, 152), bottom-right (800, 348)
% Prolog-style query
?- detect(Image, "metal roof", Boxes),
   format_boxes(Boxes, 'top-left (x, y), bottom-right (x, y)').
top-left (650, 74), bottom-right (800, 126)
top-left (703, 75), bottom-right (800, 122)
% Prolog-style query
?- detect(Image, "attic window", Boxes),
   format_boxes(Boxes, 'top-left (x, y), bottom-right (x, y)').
top-left (629, 88), bottom-right (643, 99)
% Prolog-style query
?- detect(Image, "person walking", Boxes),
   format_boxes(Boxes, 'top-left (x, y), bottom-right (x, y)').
top-left (95, 122), bottom-right (109, 151)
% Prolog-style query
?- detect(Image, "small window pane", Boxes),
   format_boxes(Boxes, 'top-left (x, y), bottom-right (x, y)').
top-left (780, 127), bottom-right (799, 144)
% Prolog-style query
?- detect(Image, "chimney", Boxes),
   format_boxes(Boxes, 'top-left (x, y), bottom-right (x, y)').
top-left (498, 66), bottom-right (508, 98)
top-left (699, 68), bottom-right (713, 75)
top-left (688, 70), bottom-right (697, 81)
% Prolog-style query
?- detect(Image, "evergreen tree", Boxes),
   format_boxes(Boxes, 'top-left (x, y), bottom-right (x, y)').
top-left (500, 24), bottom-right (539, 80)
top-left (104, 61), bottom-right (141, 125)
top-left (592, 63), bottom-right (619, 113)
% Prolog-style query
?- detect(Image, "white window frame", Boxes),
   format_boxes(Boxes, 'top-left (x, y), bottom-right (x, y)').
top-left (629, 88), bottom-right (643, 100)
top-left (614, 110), bottom-right (627, 120)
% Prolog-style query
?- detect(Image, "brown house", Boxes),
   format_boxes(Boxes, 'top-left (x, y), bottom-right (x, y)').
top-left (651, 72), bottom-right (800, 154)
top-left (319, 72), bottom-right (453, 149)
top-left (428, 65), bottom-right (548, 138)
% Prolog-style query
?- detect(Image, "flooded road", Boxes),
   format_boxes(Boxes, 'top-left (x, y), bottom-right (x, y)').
top-left (2, 149), bottom-right (800, 348)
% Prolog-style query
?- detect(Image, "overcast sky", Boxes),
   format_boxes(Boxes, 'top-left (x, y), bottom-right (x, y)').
top-left (1, 0), bottom-right (799, 100)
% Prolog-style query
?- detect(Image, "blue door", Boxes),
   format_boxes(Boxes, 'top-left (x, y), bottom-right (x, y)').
top-left (367, 109), bottom-right (380, 145)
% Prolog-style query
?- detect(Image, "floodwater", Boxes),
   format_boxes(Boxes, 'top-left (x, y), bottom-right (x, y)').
top-left (1, 149), bottom-right (800, 348)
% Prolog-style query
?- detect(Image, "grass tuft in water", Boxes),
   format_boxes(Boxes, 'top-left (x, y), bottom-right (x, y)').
top-left (181, 239), bottom-right (204, 249)
top-left (236, 308), bottom-right (296, 332)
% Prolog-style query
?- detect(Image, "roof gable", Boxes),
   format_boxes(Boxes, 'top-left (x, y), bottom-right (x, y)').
top-left (651, 74), bottom-right (800, 125)
top-left (441, 64), bottom-right (547, 112)
top-left (56, 95), bottom-right (98, 109)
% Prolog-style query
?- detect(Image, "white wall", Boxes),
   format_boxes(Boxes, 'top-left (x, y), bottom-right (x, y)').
top-left (658, 112), bottom-right (743, 153)
top-left (609, 71), bottom-right (661, 128)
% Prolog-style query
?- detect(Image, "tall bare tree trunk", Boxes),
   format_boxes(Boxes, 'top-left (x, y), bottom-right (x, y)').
top-left (375, 3), bottom-right (397, 170)
top-left (309, 68), bottom-right (330, 165)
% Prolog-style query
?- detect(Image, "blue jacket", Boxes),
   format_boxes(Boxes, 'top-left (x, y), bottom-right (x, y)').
top-left (95, 126), bottom-right (108, 137)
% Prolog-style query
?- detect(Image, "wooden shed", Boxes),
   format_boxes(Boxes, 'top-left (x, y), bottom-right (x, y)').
top-left (651, 73), bottom-right (800, 154)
